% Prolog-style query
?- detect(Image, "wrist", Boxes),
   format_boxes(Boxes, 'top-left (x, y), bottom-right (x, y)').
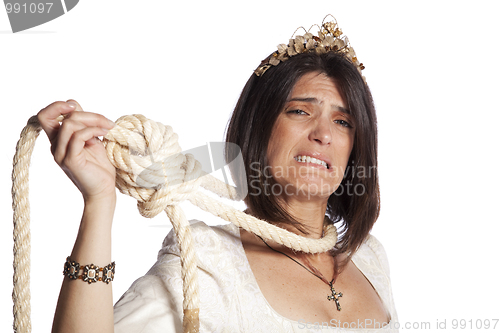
top-left (81, 194), bottom-right (116, 229)
top-left (83, 191), bottom-right (117, 209)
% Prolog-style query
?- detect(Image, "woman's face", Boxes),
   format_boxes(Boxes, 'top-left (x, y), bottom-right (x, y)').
top-left (266, 71), bottom-right (355, 201)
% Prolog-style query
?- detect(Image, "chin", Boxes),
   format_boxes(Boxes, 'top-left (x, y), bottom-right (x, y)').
top-left (284, 179), bottom-right (337, 200)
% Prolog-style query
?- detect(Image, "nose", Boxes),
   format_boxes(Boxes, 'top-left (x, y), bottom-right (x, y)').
top-left (309, 119), bottom-right (332, 145)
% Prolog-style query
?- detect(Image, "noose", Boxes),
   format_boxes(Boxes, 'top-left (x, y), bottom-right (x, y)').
top-left (12, 114), bottom-right (338, 333)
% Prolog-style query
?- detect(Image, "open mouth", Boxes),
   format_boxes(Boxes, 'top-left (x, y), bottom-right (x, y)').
top-left (294, 155), bottom-right (329, 169)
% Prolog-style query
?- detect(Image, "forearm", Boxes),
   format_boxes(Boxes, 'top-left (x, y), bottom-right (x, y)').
top-left (52, 196), bottom-right (116, 333)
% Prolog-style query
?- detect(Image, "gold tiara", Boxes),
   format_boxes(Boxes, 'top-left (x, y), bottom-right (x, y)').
top-left (254, 15), bottom-right (365, 77)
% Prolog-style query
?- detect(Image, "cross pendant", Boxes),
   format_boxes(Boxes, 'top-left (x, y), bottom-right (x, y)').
top-left (327, 282), bottom-right (343, 311)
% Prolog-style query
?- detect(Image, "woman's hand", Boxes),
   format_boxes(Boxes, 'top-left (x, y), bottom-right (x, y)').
top-left (38, 101), bottom-right (117, 332)
top-left (37, 100), bottom-right (116, 204)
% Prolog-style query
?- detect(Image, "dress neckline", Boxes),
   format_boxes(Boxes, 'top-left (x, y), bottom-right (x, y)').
top-left (229, 224), bottom-right (394, 331)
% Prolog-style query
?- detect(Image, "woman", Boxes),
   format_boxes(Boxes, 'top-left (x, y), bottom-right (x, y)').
top-left (39, 18), bottom-right (397, 332)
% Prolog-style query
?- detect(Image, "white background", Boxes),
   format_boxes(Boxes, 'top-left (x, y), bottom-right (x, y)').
top-left (1, 1), bottom-right (499, 331)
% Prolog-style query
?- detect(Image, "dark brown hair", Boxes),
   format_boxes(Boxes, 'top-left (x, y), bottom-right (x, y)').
top-left (225, 51), bottom-right (380, 257)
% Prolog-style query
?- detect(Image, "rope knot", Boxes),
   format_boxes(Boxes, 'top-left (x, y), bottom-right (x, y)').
top-left (103, 114), bottom-right (203, 217)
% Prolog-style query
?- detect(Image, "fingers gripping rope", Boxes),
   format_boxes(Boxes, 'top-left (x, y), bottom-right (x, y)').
top-left (12, 114), bottom-right (338, 333)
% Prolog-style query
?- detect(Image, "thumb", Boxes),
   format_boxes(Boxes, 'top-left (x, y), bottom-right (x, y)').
top-left (66, 99), bottom-right (84, 112)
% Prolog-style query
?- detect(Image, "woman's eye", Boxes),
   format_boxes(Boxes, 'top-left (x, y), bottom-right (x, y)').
top-left (288, 109), bottom-right (308, 115)
top-left (334, 119), bottom-right (352, 128)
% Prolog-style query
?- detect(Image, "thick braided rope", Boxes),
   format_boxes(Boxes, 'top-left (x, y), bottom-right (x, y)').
top-left (12, 116), bottom-right (40, 333)
top-left (190, 190), bottom-right (337, 253)
top-left (11, 114), bottom-right (338, 333)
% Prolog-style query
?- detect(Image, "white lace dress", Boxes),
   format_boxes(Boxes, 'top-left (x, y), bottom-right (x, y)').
top-left (114, 220), bottom-right (399, 332)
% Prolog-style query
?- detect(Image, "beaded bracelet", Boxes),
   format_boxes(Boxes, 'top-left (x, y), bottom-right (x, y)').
top-left (63, 257), bottom-right (115, 284)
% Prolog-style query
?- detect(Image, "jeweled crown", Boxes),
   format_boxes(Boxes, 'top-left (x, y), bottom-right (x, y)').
top-left (254, 15), bottom-right (365, 77)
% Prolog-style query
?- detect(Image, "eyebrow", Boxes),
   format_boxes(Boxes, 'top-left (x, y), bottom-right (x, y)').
top-left (287, 97), bottom-right (350, 114)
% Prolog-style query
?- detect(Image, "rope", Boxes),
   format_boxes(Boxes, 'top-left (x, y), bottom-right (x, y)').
top-left (12, 116), bottom-right (40, 333)
top-left (12, 114), bottom-right (338, 333)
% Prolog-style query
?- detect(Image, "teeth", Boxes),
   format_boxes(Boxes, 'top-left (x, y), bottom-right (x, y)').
top-left (294, 155), bottom-right (328, 168)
